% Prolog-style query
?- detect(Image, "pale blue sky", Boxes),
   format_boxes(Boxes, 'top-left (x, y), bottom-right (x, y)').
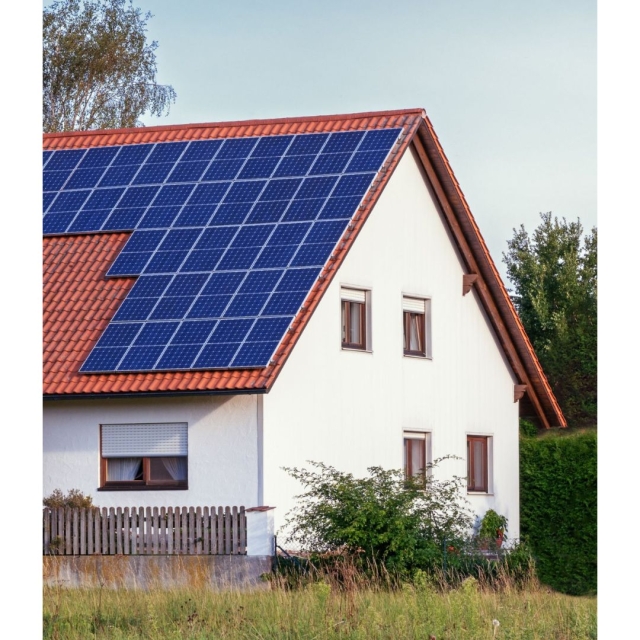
top-left (43, 0), bottom-right (597, 283)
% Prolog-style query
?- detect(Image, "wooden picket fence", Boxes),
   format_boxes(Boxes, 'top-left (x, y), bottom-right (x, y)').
top-left (43, 506), bottom-right (246, 556)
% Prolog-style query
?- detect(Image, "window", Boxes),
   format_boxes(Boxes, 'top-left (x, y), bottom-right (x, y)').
top-left (341, 287), bottom-right (370, 350)
top-left (403, 296), bottom-right (430, 357)
top-left (404, 431), bottom-right (431, 479)
top-left (467, 435), bottom-right (490, 493)
top-left (100, 423), bottom-right (188, 490)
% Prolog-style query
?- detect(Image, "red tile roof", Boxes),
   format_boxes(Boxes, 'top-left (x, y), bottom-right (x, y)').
top-left (42, 108), bottom-right (565, 427)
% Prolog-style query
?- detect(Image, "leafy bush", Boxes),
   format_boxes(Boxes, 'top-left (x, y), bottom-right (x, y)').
top-left (282, 458), bottom-right (473, 577)
top-left (520, 430), bottom-right (597, 594)
top-left (43, 488), bottom-right (95, 509)
top-left (519, 418), bottom-right (538, 438)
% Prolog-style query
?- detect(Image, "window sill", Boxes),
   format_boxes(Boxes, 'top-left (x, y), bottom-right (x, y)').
top-left (341, 346), bottom-right (372, 353)
top-left (98, 484), bottom-right (189, 492)
top-left (403, 352), bottom-right (431, 359)
top-left (467, 491), bottom-right (494, 496)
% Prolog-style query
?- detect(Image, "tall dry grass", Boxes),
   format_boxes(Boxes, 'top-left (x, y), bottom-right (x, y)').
top-left (43, 561), bottom-right (596, 639)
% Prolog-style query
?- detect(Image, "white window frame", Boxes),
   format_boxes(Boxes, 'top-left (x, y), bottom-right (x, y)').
top-left (340, 285), bottom-right (372, 352)
top-left (403, 430), bottom-right (433, 478)
top-left (465, 433), bottom-right (494, 495)
top-left (401, 294), bottom-right (432, 359)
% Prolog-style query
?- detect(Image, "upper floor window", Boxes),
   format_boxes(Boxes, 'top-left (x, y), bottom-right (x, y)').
top-left (341, 287), bottom-right (370, 351)
top-left (403, 296), bottom-right (430, 357)
top-left (100, 423), bottom-right (188, 491)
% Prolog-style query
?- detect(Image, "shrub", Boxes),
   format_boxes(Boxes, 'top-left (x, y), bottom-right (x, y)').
top-left (520, 430), bottom-right (596, 595)
top-left (282, 458), bottom-right (473, 578)
top-left (43, 488), bottom-right (95, 509)
top-left (519, 418), bottom-right (538, 438)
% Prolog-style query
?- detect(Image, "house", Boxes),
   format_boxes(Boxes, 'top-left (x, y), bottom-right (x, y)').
top-left (43, 108), bottom-right (566, 550)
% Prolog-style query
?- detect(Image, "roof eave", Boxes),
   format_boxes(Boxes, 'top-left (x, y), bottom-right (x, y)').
top-left (411, 117), bottom-right (566, 428)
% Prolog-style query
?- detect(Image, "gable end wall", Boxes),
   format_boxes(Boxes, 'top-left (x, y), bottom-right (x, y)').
top-left (263, 146), bottom-right (520, 538)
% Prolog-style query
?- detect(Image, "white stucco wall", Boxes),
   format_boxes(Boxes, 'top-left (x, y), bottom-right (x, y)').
top-left (263, 146), bottom-right (521, 540)
top-left (43, 394), bottom-right (261, 509)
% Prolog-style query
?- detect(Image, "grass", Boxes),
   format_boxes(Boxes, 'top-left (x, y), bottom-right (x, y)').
top-left (43, 577), bottom-right (596, 639)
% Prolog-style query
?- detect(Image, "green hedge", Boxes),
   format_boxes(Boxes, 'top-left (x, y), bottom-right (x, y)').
top-left (520, 430), bottom-right (597, 595)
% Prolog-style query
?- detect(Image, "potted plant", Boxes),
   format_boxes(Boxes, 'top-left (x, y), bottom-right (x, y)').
top-left (477, 509), bottom-right (508, 549)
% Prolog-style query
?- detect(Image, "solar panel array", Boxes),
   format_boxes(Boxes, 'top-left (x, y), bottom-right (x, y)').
top-left (43, 127), bottom-right (403, 372)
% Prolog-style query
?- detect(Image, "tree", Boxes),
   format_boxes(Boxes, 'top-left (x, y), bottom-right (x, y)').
top-left (43, 0), bottom-right (176, 133)
top-left (503, 212), bottom-right (597, 426)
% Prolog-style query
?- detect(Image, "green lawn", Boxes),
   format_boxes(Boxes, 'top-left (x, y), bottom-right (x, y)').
top-left (44, 581), bottom-right (596, 639)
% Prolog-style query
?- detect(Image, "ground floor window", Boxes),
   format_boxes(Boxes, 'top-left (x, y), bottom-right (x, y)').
top-left (404, 431), bottom-right (431, 480)
top-left (467, 435), bottom-right (491, 493)
top-left (100, 423), bottom-right (188, 490)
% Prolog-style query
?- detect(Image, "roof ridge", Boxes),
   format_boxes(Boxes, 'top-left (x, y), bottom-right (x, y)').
top-left (43, 108), bottom-right (426, 141)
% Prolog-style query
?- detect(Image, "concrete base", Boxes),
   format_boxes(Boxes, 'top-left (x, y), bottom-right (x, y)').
top-left (43, 555), bottom-right (274, 591)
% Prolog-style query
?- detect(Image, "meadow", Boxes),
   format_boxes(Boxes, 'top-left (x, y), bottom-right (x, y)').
top-left (43, 577), bottom-right (596, 639)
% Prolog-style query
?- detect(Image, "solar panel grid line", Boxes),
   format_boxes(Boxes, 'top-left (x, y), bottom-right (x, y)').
top-left (44, 138), bottom-right (384, 231)
top-left (57, 127), bottom-right (404, 372)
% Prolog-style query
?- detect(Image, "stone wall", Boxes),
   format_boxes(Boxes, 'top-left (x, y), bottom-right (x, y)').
top-left (43, 555), bottom-right (273, 591)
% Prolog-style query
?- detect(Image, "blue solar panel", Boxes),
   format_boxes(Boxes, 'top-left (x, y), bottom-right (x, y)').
top-left (44, 171), bottom-right (71, 192)
top-left (194, 342), bottom-right (240, 368)
top-left (232, 341), bottom-right (280, 367)
top-left (150, 296), bottom-right (196, 320)
top-left (120, 346), bottom-right (164, 370)
top-left (247, 317), bottom-right (292, 341)
top-left (99, 165), bottom-right (139, 187)
top-left (309, 153), bottom-right (351, 175)
top-left (171, 320), bottom-right (216, 344)
top-left (43, 127), bottom-right (403, 372)
top-left (66, 167), bottom-right (106, 190)
top-left (208, 319), bottom-right (254, 343)
top-left (167, 161), bottom-right (209, 183)
top-left (78, 146), bottom-right (119, 168)
top-left (102, 207), bottom-right (147, 230)
top-left (181, 140), bottom-right (223, 162)
top-left (134, 321), bottom-right (179, 345)
top-left (46, 149), bottom-right (86, 171)
top-left (157, 345), bottom-right (201, 369)
top-left (274, 155), bottom-right (315, 178)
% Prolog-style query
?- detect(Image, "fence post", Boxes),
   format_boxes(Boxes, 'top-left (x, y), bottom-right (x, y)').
top-left (246, 507), bottom-right (275, 556)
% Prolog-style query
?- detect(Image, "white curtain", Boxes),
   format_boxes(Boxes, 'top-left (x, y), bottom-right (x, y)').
top-left (349, 302), bottom-right (362, 343)
top-left (473, 441), bottom-right (485, 487)
top-left (162, 457), bottom-right (187, 481)
top-left (107, 458), bottom-right (142, 481)
top-left (409, 314), bottom-right (423, 352)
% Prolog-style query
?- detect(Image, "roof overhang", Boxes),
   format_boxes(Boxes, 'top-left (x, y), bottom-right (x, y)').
top-left (42, 108), bottom-right (566, 427)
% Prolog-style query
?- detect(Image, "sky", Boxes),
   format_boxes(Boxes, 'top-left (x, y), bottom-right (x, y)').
top-left (132, 0), bottom-right (597, 285)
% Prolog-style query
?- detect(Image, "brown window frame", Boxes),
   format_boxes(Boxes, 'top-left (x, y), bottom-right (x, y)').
top-left (403, 310), bottom-right (426, 357)
top-left (404, 435), bottom-right (428, 480)
top-left (98, 427), bottom-right (188, 491)
top-left (467, 435), bottom-right (489, 493)
top-left (99, 456), bottom-right (188, 491)
top-left (341, 298), bottom-right (367, 350)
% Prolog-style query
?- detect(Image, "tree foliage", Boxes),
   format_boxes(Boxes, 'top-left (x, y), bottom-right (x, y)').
top-left (520, 431), bottom-right (597, 595)
top-left (43, 0), bottom-right (176, 132)
top-left (283, 460), bottom-right (473, 575)
top-left (503, 212), bottom-right (597, 425)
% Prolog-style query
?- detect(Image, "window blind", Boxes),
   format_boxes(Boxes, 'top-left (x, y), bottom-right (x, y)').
top-left (403, 297), bottom-right (426, 313)
top-left (341, 287), bottom-right (366, 303)
top-left (101, 423), bottom-right (188, 458)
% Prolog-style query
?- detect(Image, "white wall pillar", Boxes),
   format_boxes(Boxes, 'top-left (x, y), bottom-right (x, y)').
top-left (246, 507), bottom-right (275, 556)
